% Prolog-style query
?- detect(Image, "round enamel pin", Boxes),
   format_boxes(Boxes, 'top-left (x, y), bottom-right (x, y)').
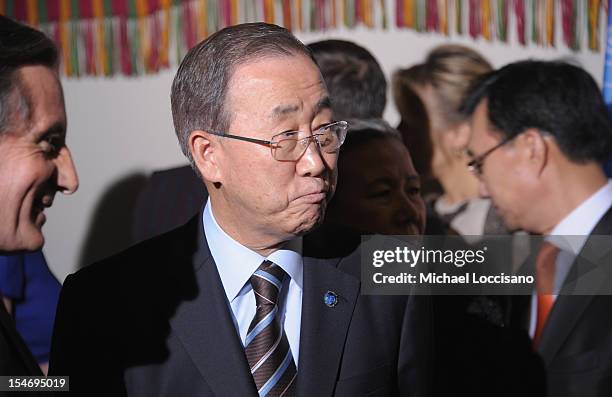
top-left (323, 291), bottom-right (338, 307)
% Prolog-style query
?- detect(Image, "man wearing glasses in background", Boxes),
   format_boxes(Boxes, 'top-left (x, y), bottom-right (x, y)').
top-left (50, 23), bottom-right (431, 396)
top-left (463, 60), bottom-right (612, 397)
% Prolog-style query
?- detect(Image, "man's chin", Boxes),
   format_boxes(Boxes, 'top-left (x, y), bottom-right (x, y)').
top-left (2, 232), bottom-right (44, 253)
top-left (293, 211), bottom-right (326, 236)
top-left (24, 234), bottom-right (45, 251)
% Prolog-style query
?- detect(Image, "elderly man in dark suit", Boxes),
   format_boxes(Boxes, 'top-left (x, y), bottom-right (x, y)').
top-left (50, 23), bottom-right (432, 396)
top-left (0, 16), bottom-right (79, 378)
top-left (130, 39), bottom-right (388, 243)
top-left (463, 60), bottom-right (612, 397)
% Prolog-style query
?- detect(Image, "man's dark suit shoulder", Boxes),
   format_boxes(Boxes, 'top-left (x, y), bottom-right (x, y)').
top-left (0, 303), bottom-right (43, 383)
top-left (88, 216), bottom-right (195, 270)
top-left (49, 218), bottom-right (201, 392)
top-left (542, 206), bottom-right (612, 397)
top-left (132, 165), bottom-right (207, 243)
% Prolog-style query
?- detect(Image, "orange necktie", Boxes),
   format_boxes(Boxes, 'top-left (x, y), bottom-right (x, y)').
top-left (533, 242), bottom-right (560, 347)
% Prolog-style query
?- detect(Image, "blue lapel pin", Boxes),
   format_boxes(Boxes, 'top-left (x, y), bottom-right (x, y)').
top-left (324, 291), bottom-right (338, 307)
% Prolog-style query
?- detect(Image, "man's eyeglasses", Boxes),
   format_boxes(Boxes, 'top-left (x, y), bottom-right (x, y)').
top-left (206, 120), bottom-right (348, 162)
top-left (466, 133), bottom-right (519, 176)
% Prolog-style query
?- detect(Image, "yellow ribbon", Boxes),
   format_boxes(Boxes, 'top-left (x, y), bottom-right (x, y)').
top-left (27, 0), bottom-right (38, 26)
top-left (60, 0), bottom-right (71, 76)
top-left (545, 0), bottom-right (554, 46)
top-left (404, 0), bottom-right (413, 28)
top-left (482, 0), bottom-right (491, 40)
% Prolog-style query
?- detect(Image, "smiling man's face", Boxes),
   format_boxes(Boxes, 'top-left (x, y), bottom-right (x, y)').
top-left (0, 65), bottom-right (78, 252)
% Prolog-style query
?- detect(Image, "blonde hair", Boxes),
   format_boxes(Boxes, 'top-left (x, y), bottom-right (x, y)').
top-left (394, 44), bottom-right (492, 129)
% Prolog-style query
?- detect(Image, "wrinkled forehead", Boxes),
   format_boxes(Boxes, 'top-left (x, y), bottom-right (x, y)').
top-left (225, 55), bottom-right (330, 125)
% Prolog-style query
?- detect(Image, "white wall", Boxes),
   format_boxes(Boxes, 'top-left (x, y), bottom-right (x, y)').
top-left (45, 17), bottom-right (607, 281)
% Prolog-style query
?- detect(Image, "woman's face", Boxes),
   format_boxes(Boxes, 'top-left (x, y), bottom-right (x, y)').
top-left (412, 84), bottom-right (454, 178)
top-left (328, 138), bottom-right (426, 236)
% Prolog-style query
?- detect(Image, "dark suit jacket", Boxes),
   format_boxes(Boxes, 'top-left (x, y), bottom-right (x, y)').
top-left (0, 301), bottom-right (42, 396)
top-left (432, 293), bottom-right (545, 397)
top-left (510, 206), bottom-right (612, 397)
top-left (131, 165), bottom-right (206, 244)
top-left (50, 214), bottom-right (433, 396)
top-left (0, 302), bottom-right (42, 375)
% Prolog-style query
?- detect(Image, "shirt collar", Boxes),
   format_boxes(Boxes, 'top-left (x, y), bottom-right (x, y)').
top-left (203, 198), bottom-right (303, 303)
top-left (548, 180), bottom-right (612, 254)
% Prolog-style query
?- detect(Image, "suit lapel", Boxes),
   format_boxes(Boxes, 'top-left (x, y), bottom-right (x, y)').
top-left (509, 237), bottom-right (542, 331)
top-left (537, 294), bottom-right (596, 364)
top-left (0, 302), bottom-right (42, 375)
top-left (537, 206), bottom-right (612, 363)
top-left (296, 256), bottom-right (360, 397)
top-left (169, 216), bottom-right (257, 397)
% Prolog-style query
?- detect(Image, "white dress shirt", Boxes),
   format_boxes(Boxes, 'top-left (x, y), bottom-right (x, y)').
top-left (529, 180), bottom-right (612, 337)
top-left (203, 199), bottom-right (303, 365)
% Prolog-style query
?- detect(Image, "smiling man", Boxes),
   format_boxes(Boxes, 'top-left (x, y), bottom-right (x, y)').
top-left (0, 18), bottom-right (79, 252)
top-left (50, 23), bottom-right (431, 396)
top-left (0, 15), bottom-right (78, 377)
top-left (463, 60), bottom-right (612, 397)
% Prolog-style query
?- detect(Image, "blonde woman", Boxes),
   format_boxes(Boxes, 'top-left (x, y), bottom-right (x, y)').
top-left (394, 45), bottom-right (509, 236)
top-left (394, 46), bottom-right (544, 397)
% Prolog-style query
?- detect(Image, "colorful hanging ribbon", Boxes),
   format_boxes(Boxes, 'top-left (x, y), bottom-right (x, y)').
top-left (2, 0), bottom-right (606, 78)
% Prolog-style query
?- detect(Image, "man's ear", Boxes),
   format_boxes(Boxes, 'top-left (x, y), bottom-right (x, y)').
top-left (189, 130), bottom-right (222, 183)
top-left (518, 128), bottom-right (548, 175)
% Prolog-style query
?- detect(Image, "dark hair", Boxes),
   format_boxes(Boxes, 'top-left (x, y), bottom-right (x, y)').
top-left (308, 40), bottom-right (386, 120)
top-left (462, 60), bottom-right (612, 163)
top-left (0, 15), bottom-right (58, 134)
top-left (171, 22), bottom-right (314, 166)
top-left (341, 118), bottom-right (403, 153)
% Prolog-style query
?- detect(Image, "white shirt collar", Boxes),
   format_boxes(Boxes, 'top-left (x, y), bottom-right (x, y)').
top-left (202, 198), bottom-right (303, 303)
top-left (548, 180), bottom-right (612, 254)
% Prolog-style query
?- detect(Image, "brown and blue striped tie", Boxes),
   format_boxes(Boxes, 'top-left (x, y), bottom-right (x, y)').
top-left (245, 260), bottom-right (297, 397)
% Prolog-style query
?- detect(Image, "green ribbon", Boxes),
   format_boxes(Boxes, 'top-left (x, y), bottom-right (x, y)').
top-left (37, 0), bottom-right (47, 25)
top-left (380, 0), bottom-right (387, 29)
top-left (6, 0), bottom-right (14, 19)
top-left (456, 0), bottom-right (462, 34)
top-left (128, 0), bottom-right (139, 75)
top-left (70, 0), bottom-right (80, 77)
top-left (497, 0), bottom-right (505, 42)
top-left (103, 0), bottom-right (114, 75)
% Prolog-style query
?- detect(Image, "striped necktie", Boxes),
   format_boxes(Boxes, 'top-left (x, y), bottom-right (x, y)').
top-left (245, 260), bottom-right (297, 397)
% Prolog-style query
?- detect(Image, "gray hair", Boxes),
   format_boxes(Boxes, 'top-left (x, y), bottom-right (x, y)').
top-left (170, 22), bottom-right (314, 168)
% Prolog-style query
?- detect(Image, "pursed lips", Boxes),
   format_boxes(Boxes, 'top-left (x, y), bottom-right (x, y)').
top-left (295, 182), bottom-right (329, 202)
top-left (298, 190), bottom-right (327, 204)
